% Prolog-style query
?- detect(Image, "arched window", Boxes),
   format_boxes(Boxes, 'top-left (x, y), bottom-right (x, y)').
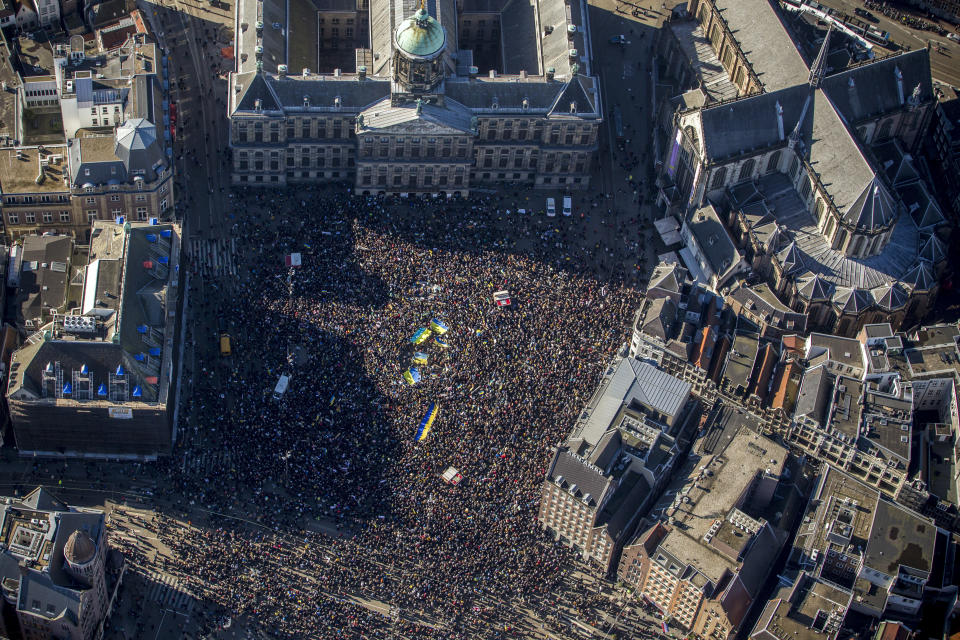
top-left (824, 215), bottom-right (836, 241)
top-left (834, 227), bottom-right (847, 251)
top-left (851, 235), bottom-right (865, 256)
top-left (815, 198), bottom-right (825, 223)
top-left (799, 178), bottom-right (811, 200)
top-left (766, 151), bottom-right (781, 174)
top-left (738, 159), bottom-right (755, 181)
top-left (711, 166), bottom-right (727, 189)
top-left (788, 156), bottom-right (799, 179)
top-left (733, 66), bottom-right (745, 88)
top-left (877, 119), bottom-right (893, 141)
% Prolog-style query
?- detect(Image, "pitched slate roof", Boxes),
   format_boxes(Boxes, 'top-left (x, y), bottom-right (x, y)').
top-left (548, 75), bottom-right (599, 117)
top-left (832, 286), bottom-right (874, 314)
top-left (820, 50), bottom-right (932, 125)
top-left (776, 241), bottom-right (805, 275)
top-left (233, 71), bottom-right (282, 113)
top-left (841, 176), bottom-right (898, 230)
top-left (710, 0), bottom-right (810, 91)
top-left (871, 281), bottom-right (909, 311)
top-left (797, 272), bottom-right (834, 302)
top-left (900, 261), bottom-right (935, 292)
top-left (699, 84), bottom-right (811, 161)
top-left (918, 232), bottom-right (946, 263)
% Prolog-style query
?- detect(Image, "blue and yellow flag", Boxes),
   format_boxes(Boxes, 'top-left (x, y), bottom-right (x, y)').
top-left (415, 403), bottom-right (439, 442)
top-left (429, 319), bottom-right (449, 335)
top-left (412, 352), bottom-right (429, 365)
top-left (402, 367), bottom-right (422, 385)
top-left (434, 336), bottom-right (450, 348)
top-left (411, 328), bottom-right (433, 345)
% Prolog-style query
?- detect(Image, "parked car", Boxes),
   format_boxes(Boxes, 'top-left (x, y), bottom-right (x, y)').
top-left (562, 196), bottom-right (572, 217)
top-left (546, 197), bottom-right (556, 217)
top-left (609, 34), bottom-right (626, 45)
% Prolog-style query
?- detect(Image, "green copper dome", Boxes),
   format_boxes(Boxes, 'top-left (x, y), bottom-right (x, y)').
top-left (395, 8), bottom-right (445, 58)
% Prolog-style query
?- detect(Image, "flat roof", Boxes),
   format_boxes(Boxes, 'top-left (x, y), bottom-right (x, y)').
top-left (864, 499), bottom-right (935, 576)
top-left (828, 376), bottom-right (862, 440)
top-left (0, 146), bottom-right (70, 194)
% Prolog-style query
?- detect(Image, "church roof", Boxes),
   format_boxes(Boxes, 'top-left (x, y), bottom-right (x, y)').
top-left (797, 272), bottom-right (834, 302)
top-left (918, 232), bottom-right (947, 264)
top-left (776, 241), bottom-right (805, 275)
top-left (871, 281), bottom-right (909, 310)
top-left (841, 176), bottom-right (898, 230)
top-left (832, 286), bottom-right (874, 314)
top-left (820, 50), bottom-right (933, 125)
top-left (900, 261), bottom-right (936, 292)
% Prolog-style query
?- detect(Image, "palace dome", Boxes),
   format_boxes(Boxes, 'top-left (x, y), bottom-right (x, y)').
top-left (395, 8), bottom-right (445, 59)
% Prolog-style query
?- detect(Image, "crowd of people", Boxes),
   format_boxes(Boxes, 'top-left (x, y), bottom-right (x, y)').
top-left (146, 187), bottom-right (646, 638)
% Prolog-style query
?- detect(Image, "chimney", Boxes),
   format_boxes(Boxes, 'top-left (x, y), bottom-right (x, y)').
top-left (358, 65), bottom-right (367, 80)
top-left (278, 64), bottom-right (287, 78)
top-left (334, 68), bottom-right (342, 77)
top-left (546, 67), bottom-right (555, 81)
top-left (489, 69), bottom-right (497, 79)
top-left (468, 65), bottom-right (478, 79)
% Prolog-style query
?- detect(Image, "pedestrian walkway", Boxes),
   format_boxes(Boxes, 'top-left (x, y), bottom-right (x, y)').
top-left (142, 569), bottom-right (196, 612)
top-left (187, 237), bottom-right (238, 278)
top-left (181, 449), bottom-right (231, 475)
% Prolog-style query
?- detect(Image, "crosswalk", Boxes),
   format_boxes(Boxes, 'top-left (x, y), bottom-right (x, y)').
top-left (181, 449), bottom-right (232, 475)
top-left (187, 237), bottom-right (238, 278)
top-left (143, 569), bottom-right (196, 612)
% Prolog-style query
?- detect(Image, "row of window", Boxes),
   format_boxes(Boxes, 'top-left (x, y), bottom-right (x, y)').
top-left (4, 194), bottom-right (70, 204)
top-left (6, 207), bottom-right (154, 225)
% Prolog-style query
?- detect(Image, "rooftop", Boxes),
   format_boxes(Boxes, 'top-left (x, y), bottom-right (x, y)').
top-left (827, 376), bottom-right (862, 440)
top-left (751, 573), bottom-right (851, 640)
top-left (863, 499), bottom-right (934, 576)
top-left (725, 331), bottom-right (760, 392)
top-left (710, 0), bottom-right (810, 92)
top-left (573, 356), bottom-right (691, 446)
top-left (14, 35), bottom-right (55, 77)
top-left (0, 146), bottom-right (70, 194)
top-left (656, 428), bottom-right (786, 544)
top-left (808, 333), bottom-right (864, 371)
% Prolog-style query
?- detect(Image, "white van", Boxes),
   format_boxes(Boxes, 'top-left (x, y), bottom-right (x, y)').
top-left (562, 196), bottom-right (572, 217)
top-left (273, 374), bottom-right (291, 400)
top-left (546, 197), bottom-right (556, 217)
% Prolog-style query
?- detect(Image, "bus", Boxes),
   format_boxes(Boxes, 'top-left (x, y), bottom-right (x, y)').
top-left (219, 333), bottom-right (231, 356)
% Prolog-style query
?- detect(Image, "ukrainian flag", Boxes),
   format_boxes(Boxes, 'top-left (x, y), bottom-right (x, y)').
top-left (411, 328), bottom-right (433, 344)
top-left (415, 403), bottom-right (439, 442)
top-left (429, 319), bottom-right (449, 335)
top-left (402, 367), bottom-right (422, 385)
top-left (434, 336), bottom-right (450, 348)
top-left (412, 352), bottom-right (429, 365)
